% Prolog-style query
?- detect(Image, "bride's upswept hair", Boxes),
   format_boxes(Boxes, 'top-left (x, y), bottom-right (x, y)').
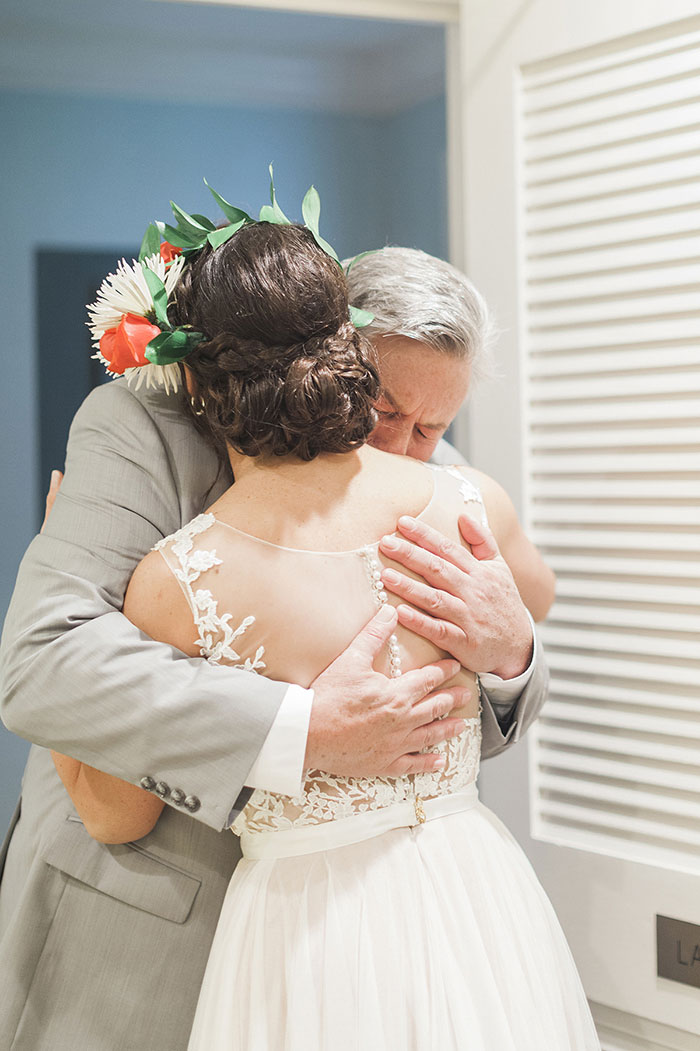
top-left (172, 223), bottom-right (379, 461)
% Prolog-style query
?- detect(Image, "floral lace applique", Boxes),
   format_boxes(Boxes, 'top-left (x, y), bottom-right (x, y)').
top-left (155, 514), bottom-right (266, 672)
top-left (431, 465), bottom-right (488, 526)
top-left (234, 716), bottom-right (481, 836)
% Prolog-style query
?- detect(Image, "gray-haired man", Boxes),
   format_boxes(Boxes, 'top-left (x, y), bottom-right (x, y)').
top-left (0, 247), bottom-right (549, 1050)
top-left (346, 245), bottom-right (555, 628)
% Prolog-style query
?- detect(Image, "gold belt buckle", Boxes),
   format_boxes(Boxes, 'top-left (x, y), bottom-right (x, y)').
top-left (413, 796), bottom-right (426, 824)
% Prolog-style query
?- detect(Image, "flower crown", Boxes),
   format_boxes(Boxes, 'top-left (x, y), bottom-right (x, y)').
top-left (87, 167), bottom-right (375, 394)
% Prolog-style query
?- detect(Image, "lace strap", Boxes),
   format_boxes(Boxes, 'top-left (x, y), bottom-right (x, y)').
top-left (430, 465), bottom-right (488, 527)
top-left (154, 514), bottom-right (265, 672)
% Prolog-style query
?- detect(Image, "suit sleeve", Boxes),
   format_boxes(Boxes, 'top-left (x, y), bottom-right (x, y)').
top-left (0, 382), bottom-right (287, 831)
top-left (479, 643), bottom-right (549, 761)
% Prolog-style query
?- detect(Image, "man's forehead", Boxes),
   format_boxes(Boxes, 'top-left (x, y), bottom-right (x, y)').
top-left (379, 384), bottom-right (450, 432)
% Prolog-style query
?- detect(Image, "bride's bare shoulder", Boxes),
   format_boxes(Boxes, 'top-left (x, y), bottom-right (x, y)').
top-left (364, 448), bottom-right (435, 514)
top-left (123, 547), bottom-right (199, 657)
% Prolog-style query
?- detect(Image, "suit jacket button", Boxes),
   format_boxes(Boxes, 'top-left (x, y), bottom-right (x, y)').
top-left (154, 781), bottom-right (171, 798)
top-left (140, 776), bottom-right (156, 791)
top-left (183, 795), bottom-right (201, 813)
top-left (171, 788), bottom-right (186, 806)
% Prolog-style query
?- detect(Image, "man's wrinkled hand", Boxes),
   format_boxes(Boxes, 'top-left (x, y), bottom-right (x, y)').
top-left (378, 515), bottom-right (533, 679)
top-left (306, 604), bottom-right (472, 778)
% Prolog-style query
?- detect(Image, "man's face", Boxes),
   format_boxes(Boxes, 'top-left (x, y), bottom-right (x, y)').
top-left (369, 337), bottom-right (471, 461)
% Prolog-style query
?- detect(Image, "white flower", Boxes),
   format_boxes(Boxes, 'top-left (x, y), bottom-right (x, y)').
top-left (86, 252), bottom-right (187, 394)
top-left (124, 361), bottom-right (183, 395)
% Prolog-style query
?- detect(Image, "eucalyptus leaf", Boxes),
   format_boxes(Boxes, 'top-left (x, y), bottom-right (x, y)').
top-left (138, 223), bottom-right (161, 262)
top-left (207, 219), bottom-right (246, 250)
top-left (204, 179), bottom-right (252, 225)
top-left (142, 267), bottom-right (170, 328)
top-left (349, 304), bottom-right (375, 329)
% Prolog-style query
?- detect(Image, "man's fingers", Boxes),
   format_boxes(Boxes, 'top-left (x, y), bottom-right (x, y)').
top-left (383, 516), bottom-right (473, 572)
top-left (343, 603), bottom-right (399, 665)
top-left (409, 686), bottom-right (472, 727)
top-left (457, 514), bottom-right (500, 561)
top-left (379, 537), bottom-right (468, 596)
top-left (395, 604), bottom-right (467, 656)
top-left (397, 657), bottom-right (460, 705)
top-left (385, 723), bottom-right (466, 777)
top-left (405, 715), bottom-right (468, 753)
top-left (386, 753), bottom-right (447, 776)
top-left (380, 569), bottom-right (463, 621)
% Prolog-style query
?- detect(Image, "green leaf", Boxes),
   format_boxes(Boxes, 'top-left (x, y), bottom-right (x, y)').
top-left (344, 249), bottom-right (377, 274)
top-left (170, 201), bottom-right (211, 238)
top-left (301, 185), bottom-right (320, 234)
top-left (207, 219), bottom-right (246, 250)
top-left (301, 184), bottom-right (340, 262)
top-left (145, 328), bottom-right (204, 366)
top-left (204, 179), bottom-right (252, 225)
top-left (312, 231), bottom-right (340, 263)
top-left (258, 204), bottom-right (276, 224)
top-left (142, 267), bottom-right (170, 328)
top-left (158, 222), bottom-right (203, 250)
top-left (190, 213), bottom-right (216, 231)
top-left (264, 163), bottom-right (291, 224)
top-left (138, 223), bottom-right (161, 262)
top-left (349, 304), bottom-right (375, 329)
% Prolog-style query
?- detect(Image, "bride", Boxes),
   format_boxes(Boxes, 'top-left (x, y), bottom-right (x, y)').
top-left (52, 218), bottom-right (599, 1049)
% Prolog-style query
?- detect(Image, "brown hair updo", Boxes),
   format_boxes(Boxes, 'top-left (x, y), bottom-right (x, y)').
top-left (172, 222), bottom-right (380, 461)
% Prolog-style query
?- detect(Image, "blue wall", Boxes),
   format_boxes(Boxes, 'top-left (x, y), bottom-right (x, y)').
top-left (0, 88), bottom-right (446, 830)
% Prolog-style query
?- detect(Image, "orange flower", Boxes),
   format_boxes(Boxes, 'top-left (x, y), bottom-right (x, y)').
top-left (99, 313), bottom-right (162, 374)
top-left (160, 241), bottom-right (183, 265)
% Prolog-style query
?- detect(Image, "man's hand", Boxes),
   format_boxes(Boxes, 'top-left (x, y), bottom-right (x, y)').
top-left (378, 515), bottom-right (533, 679)
top-left (41, 470), bottom-right (63, 533)
top-left (306, 604), bottom-right (471, 777)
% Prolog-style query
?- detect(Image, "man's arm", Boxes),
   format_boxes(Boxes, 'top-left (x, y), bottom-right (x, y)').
top-left (1, 382), bottom-right (288, 831)
top-left (2, 382), bottom-right (470, 831)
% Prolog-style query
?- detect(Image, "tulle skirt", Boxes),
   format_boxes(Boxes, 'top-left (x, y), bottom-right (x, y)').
top-left (188, 797), bottom-right (600, 1050)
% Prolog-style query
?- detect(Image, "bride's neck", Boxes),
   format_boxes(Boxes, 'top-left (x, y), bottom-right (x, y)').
top-left (226, 444), bottom-right (373, 487)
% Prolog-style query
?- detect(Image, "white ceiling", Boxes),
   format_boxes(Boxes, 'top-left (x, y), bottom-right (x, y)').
top-left (0, 0), bottom-right (446, 116)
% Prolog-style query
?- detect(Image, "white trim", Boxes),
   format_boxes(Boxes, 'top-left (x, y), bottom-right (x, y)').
top-left (148, 0), bottom-right (459, 23)
top-left (591, 1001), bottom-right (700, 1051)
top-left (446, 22), bottom-right (465, 270)
top-left (444, 19), bottom-right (470, 458)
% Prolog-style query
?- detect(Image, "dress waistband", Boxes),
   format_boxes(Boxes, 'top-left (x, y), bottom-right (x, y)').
top-left (240, 783), bottom-right (479, 860)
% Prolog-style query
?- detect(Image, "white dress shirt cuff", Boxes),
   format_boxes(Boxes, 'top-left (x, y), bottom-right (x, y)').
top-left (479, 614), bottom-right (537, 704)
top-left (244, 684), bottom-right (312, 797)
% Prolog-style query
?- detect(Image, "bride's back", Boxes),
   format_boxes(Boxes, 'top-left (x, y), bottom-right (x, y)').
top-left (155, 446), bottom-right (480, 722)
top-left (145, 221), bottom-right (481, 718)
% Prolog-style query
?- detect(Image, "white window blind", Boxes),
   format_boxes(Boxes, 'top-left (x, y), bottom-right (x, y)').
top-left (519, 23), bottom-right (700, 873)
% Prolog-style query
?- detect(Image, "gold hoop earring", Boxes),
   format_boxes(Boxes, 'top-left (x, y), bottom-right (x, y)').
top-left (190, 395), bottom-right (206, 417)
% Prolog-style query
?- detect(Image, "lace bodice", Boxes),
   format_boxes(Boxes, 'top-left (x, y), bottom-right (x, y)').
top-left (155, 465), bottom-right (486, 838)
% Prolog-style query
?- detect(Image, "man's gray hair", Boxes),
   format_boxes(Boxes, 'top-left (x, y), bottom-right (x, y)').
top-left (344, 246), bottom-right (495, 383)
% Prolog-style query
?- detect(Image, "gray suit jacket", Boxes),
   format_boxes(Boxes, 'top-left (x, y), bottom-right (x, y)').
top-left (0, 380), bottom-right (548, 1050)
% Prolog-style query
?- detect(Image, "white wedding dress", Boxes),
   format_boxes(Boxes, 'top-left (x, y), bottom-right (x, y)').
top-left (156, 466), bottom-right (600, 1051)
